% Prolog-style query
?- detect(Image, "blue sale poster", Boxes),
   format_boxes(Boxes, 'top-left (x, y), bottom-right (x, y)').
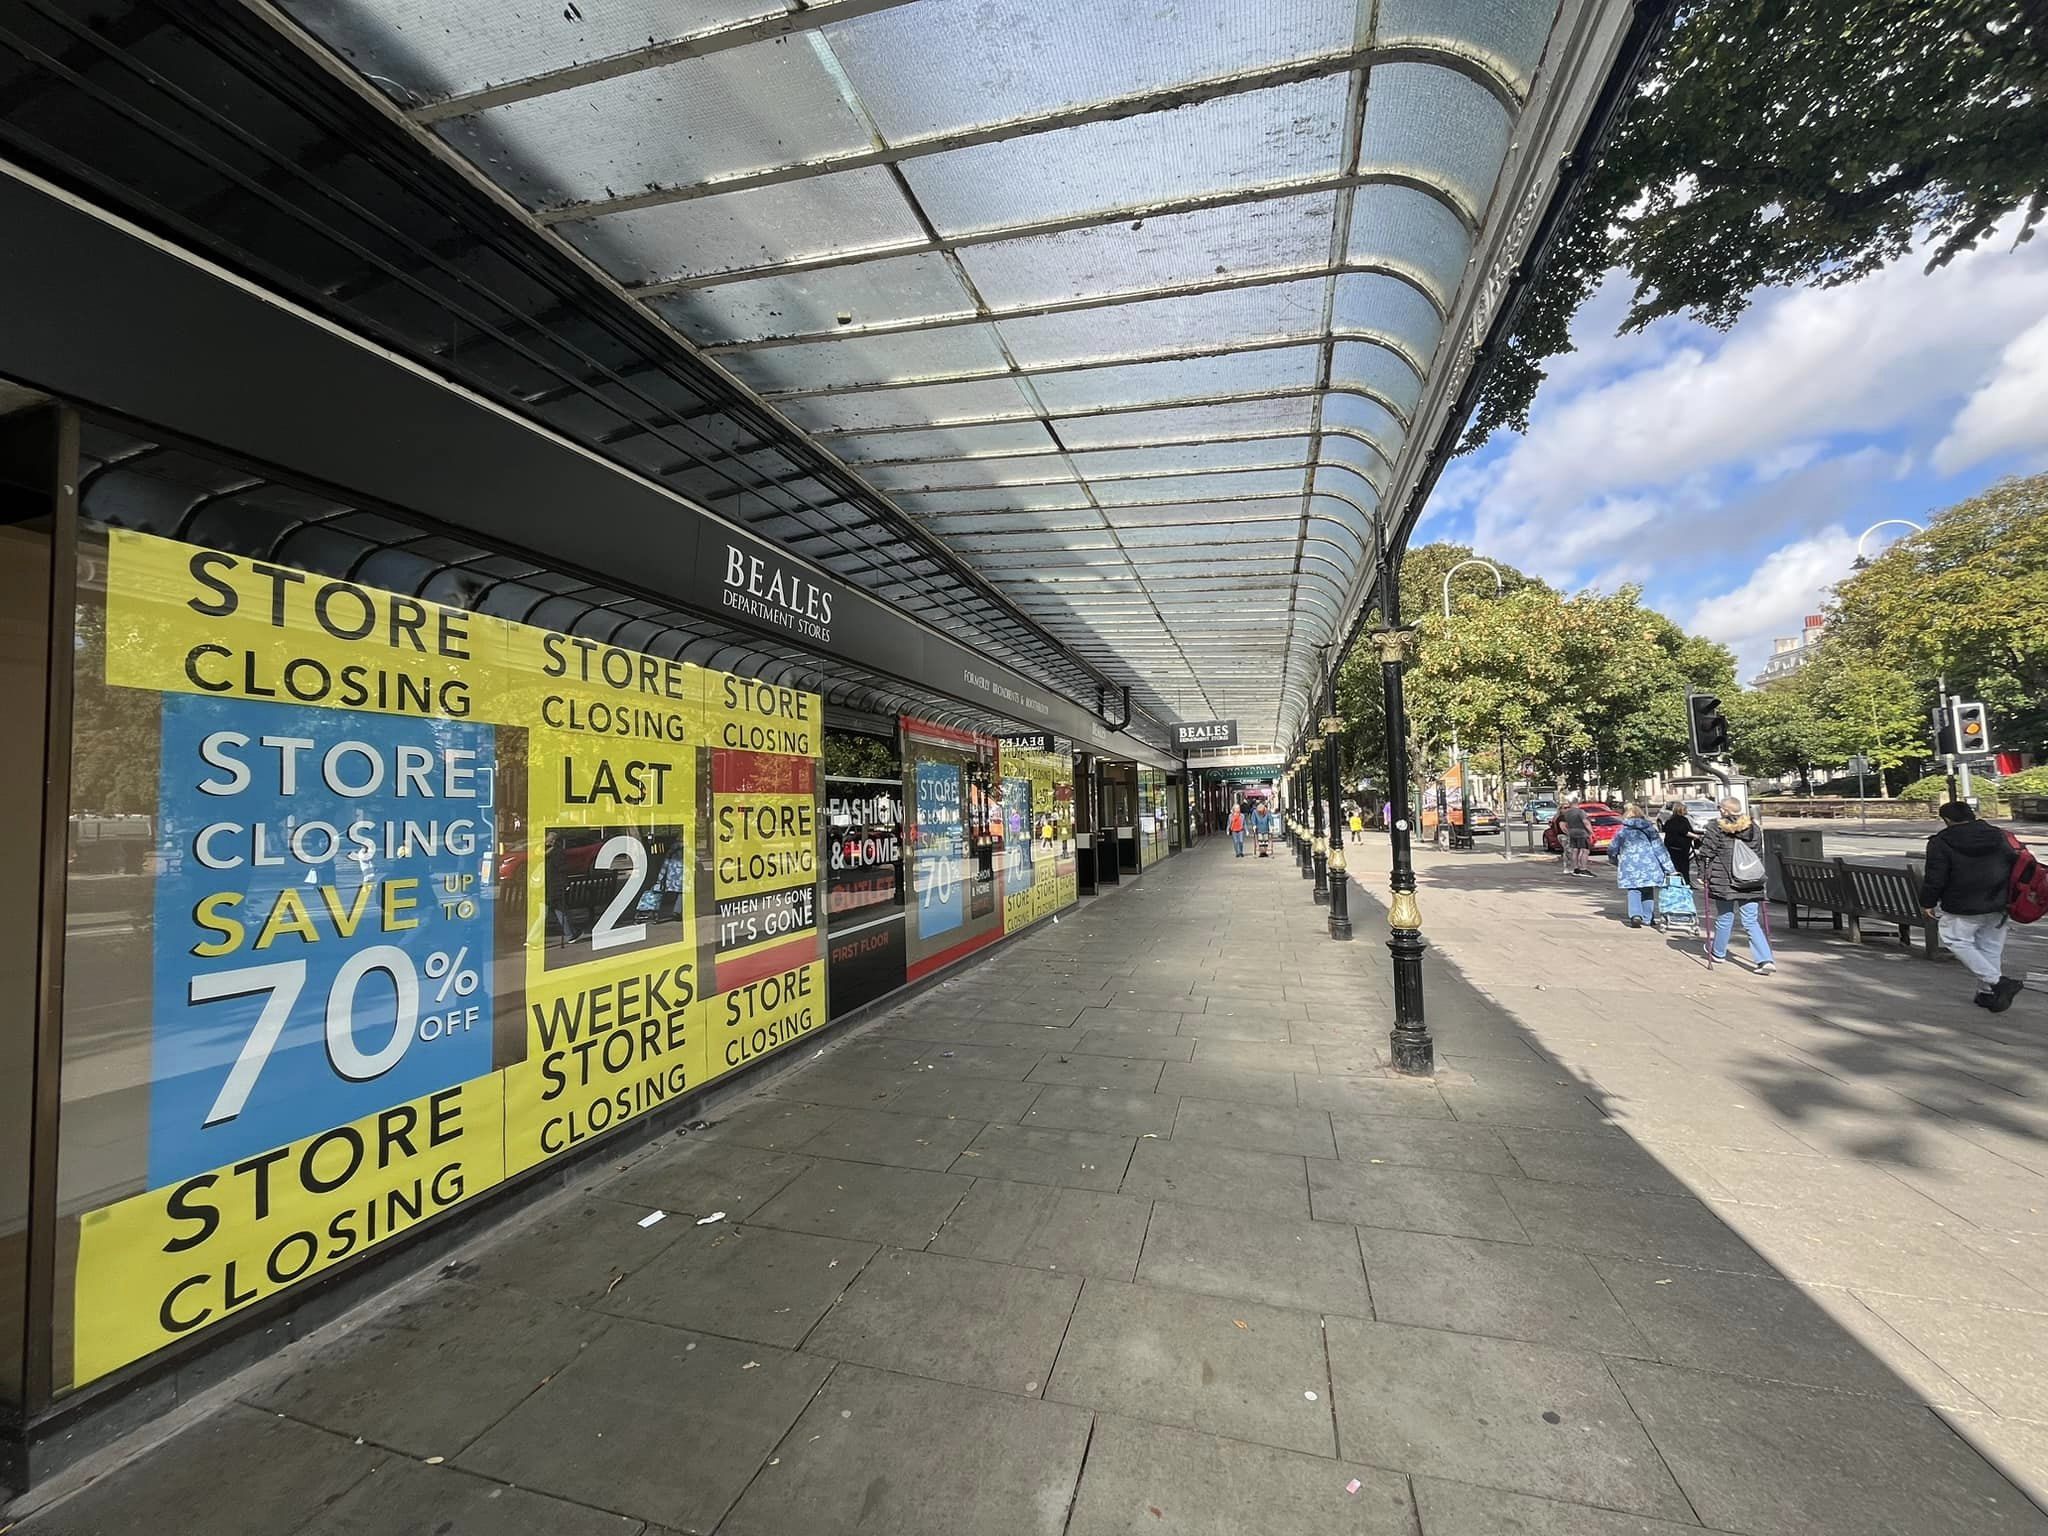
top-left (148, 695), bottom-right (498, 1187)
top-left (914, 760), bottom-right (964, 938)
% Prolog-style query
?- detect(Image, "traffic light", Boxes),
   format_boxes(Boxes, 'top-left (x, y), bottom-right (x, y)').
top-left (1931, 704), bottom-right (1957, 756)
top-left (1688, 692), bottom-right (1730, 757)
top-left (1954, 700), bottom-right (1991, 756)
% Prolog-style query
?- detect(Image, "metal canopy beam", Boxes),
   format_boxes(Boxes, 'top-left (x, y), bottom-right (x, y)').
top-left (637, 169), bottom-right (1475, 297)
top-left (694, 259), bottom-right (1449, 350)
top-left (407, 0), bottom-right (926, 124)
top-left (757, 334), bottom-right (1428, 402)
top-left (533, 40), bottom-right (1515, 224)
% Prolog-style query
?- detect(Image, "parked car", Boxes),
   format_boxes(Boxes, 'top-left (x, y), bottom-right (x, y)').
top-left (1466, 805), bottom-right (1502, 835)
top-left (1542, 804), bottom-right (1623, 853)
top-left (1521, 797), bottom-right (1559, 825)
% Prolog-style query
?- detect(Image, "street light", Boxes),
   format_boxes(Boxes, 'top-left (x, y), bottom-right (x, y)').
top-left (1440, 559), bottom-right (1504, 852)
top-left (1852, 519), bottom-right (1923, 568)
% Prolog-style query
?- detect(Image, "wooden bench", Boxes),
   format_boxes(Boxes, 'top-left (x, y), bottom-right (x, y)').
top-left (1776, 852), bottom-right (1940, 957)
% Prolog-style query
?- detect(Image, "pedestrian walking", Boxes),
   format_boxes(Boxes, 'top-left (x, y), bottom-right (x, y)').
top-left (1661, 800), bottom-right (1695, 883)
top-left (1918, 800), bottom-right (2023, 1011)
top-left (1610, 803), bottom-right (1675, 928)
top-left (1381, 800), bottom-right (1393, 833)
top-left (1228, 802), bottom-right (1247, 858)
top-left (1696, 798), bottom-right (1774, 973)
top-left (1561, 802), bottom-right (1593, 875)
top-left (1252, 800), bottom-right (1274, 857)
top-left (1348, 806), bottom-right (1365, 844)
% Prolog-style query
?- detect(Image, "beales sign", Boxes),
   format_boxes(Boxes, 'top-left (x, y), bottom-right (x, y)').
top-left (1170, 719), bottom-right (1239, 748)
top-left (720, 541), bottom-right (834, 644)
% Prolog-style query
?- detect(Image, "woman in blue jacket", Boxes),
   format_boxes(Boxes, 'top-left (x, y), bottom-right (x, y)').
top-left (1610, 803), bottom-right (1675, 929)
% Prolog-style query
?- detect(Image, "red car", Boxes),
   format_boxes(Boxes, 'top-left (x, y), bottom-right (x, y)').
top-left (1543, 803), bottom-right (1623, 853)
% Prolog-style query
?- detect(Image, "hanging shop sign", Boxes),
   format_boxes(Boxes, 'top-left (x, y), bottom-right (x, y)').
top-left (996, 731), bottom-right (1056, 753)
top-left (1170, 720), bottom-right (1239, 748)
top-left (67, 529), bottom-right (825, 1387)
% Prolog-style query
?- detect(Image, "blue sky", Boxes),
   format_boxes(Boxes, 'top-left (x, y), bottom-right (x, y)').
top-left (1420, 215), bottom-right (2048, 683)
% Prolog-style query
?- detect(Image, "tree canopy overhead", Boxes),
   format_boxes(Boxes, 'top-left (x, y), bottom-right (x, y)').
top-left (1465, 0), bottom-right (2048, 449)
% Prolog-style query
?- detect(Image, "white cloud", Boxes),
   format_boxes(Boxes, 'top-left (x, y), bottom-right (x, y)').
top-left (1469, 216), bottom-right (2048, 532)
top-left (1934, 312), bottom-right (2048, 473)
top-left (1685, 526), bottom-right (1858, 679)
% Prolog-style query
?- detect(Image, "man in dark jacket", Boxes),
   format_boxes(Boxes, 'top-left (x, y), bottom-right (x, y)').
top-left (1918, 801), bottom-right (2022, 1011)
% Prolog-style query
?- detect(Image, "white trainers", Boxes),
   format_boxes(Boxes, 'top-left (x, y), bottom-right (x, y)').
top-left (1757, 962), bottom-right (1776, 976)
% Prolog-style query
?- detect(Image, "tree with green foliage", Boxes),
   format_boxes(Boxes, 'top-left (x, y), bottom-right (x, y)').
top-left (1725, 672), bottom-right (1846, 792)
top-left (1467, 0), bottom-right (2048, 450)
top-left (1824, 472), bottom-right (2048, 754)
top-left (1333, 543), bottom-right (1734, 799)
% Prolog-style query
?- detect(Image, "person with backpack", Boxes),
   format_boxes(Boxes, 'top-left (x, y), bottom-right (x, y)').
top-left (1918, 801), bottom-right (2024, 1011)
top-left (1228, 802), bottom-right (1247, 858)
top-left (1609, 803), bottom-right (1676, 928)
top-left (1697, 798), bottom-right (1774, 973)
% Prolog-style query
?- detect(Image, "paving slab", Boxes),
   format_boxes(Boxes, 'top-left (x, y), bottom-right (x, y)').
top-left (605, 1140), bottom-right (814, 1222)
top-left (794, 1105), bottom-right (986, 1170)
top-left (1179, 1013), bottom-right (1293, 1041)
top-left (1076, 1026), bottom-right (1197, 1060)
top-left (1438, 1080), bottom-right (1619, 1132)
top-left (840, 1038), bottom-right (1047, 1079)
top-left (803, 1247), bottom-right (1081, 1395)
top-left (1325, 1318), bottom-right (1691, 1521)
top-left (458, 1320), bottom-right (830, 1531)
top-left (1138, 1200), bottom-right (1371, 1316)
top-left (598, 1222), bottom-right (876, 1347)
top-left (1710, 1204), bottom-right (2041, 1304)
top-left (1855, 1290), bottom-right (2048, 1419)
top-left (719, 1364), bottom-right (1092, 1536)
top-left (1044, 1280), bottom-right (1335, 1455)
top-left (1022, 1084), bottom-right (1179, 1137)
top-left (1122, 1138), bottom-right (1309, 1216)
top-left (18, 1405), bottom-right (384, 1536)
top-left (1611, 1358), bottom-right (2048, 1536)
top-left (1592, 1256), bottom-right (1955, 1402)
top-left (1309, 1160), bottom-right (1525, 1241)
top-left (1496, 1178), bottom-right (1771, 1273)
top-left (879, 1074), bottom-right (1045, 1121)
top-left (1156, 1060), bottom-right (1300, 1107)
top-left (697, 1099), bottom-right (847, 1152)
top-left (296, 1457), bottom-right (641, 1536)
top-left (1076, 1008), bottom-right (1194, 1036)
top-left (766, 1062), bottom-right (902, 1108)
top-left (1173, 1096), bottom-right (1337, 1158)
top-left (1066, 1415), bottom-right (1416, 1536)
top-left (1358, 1227), bottom-right (1648, 1354)
top-left (930, 1180), bottom-right (1153, 1279)
top-left (1412, 1477), bottom-right (1733, 1535)
top-left (1329, 1114), bottom-right (1519, 1175)
top-left (1295, 1072), bottom-right (1451, 1118)
top-left (954, 1122), bottom-right (1135, 1190)
top-left (1028, 1053), bottom-right (1167, 1091)
top-left (243, 1281), bottom-right (606, 1458)
top-left (749, 1157), bottom-right (972, 1246)
top-left (1490, 1126), bottom-right (1693, 1196)
top-left (458, 1193), bottom-right (683, 1307)
top-left (1189, 1039), bottom-right (1321, 1074)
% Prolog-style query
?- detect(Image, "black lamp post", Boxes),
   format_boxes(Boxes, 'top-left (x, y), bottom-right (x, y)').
top-left (1297, 755), bottom-right (1315, 880)
top-left (1323, 664), bottom-right (1352, 940)
top-left (1374, 561), bottom-right (1431, 1075)
top-left (1311, 738), bottom-right (1330, 903)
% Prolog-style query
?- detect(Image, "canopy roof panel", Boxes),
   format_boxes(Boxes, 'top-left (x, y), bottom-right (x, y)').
top-left (276, 0), bottom-right (1594, 746)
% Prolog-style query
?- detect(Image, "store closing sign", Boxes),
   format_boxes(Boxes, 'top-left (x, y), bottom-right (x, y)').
top-left (72, 530), bottom-right (823, 1386)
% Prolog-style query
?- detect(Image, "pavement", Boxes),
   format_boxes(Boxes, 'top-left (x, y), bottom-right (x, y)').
top-left (15, 836), bottom-right (2048, 1535)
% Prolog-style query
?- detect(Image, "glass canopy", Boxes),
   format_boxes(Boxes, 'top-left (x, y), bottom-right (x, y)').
top-left (283, 0), bottom-right (1572, 748)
